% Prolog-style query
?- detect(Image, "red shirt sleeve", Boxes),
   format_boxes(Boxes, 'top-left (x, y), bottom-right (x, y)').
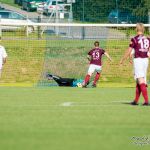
top-left (129, 38), bottom-right (135, 48)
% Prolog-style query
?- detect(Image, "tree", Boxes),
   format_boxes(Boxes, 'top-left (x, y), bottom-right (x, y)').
top-left (73, 0), bottom-right (115, 22)
top-left (72, 0), bottom-right (148, 23)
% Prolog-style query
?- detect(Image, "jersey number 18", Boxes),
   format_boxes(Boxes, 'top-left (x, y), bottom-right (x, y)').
top-left (138, 39), bottom-right (149, 50)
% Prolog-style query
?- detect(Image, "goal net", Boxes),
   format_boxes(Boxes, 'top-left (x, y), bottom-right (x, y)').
top-left (0, 22), bottom-right (150, 87)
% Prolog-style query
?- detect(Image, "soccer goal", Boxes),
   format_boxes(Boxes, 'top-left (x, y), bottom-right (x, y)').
top-left (0, 22), bottom-right (150, 86)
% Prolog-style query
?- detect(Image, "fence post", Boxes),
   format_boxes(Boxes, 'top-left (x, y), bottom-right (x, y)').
top-left (37, 15), bottom-right (41, 39)
top-left (81, 26), bottom-right (85, 40)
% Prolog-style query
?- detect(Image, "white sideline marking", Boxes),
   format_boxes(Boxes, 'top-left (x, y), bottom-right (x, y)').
top-left (0, 101), bottom-right (130, 109)
top-left (61, 102), bottom-right (103, 107)
top-left (112, 101), bottom-right (130, 103)
top-left (61, 102), bottom-right (74, 107)
top-left (60, 101), bottom-right (130, 107)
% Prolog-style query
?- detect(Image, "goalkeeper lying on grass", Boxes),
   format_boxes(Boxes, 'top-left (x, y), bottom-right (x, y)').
top-left (46, 74), bottom-right (83, 87)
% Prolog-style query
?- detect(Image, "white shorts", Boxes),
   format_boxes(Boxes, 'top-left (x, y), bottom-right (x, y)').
top-left (88, 64), bottom-right (102, 75)
top-left (133, 58), bottom-right (149, 82)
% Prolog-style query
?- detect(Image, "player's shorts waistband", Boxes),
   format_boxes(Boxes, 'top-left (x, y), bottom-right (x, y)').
top-left (90, 64), bottom-right (101, 67)
top-left (134, 57), bottom-right (148, 60)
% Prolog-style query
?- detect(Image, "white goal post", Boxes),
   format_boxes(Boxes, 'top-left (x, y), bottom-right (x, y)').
top-left (0, 22), bottom-right (150, 27)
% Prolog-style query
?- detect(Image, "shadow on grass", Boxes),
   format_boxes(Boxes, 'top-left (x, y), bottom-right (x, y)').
top-left (121, 102), bottom-right (132, 105)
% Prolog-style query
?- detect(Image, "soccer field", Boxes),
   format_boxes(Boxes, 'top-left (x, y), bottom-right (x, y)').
top-left (0, 87), bottom-right (150, 150)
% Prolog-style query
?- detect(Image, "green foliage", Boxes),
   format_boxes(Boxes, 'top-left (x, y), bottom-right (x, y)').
top-left (73, 0), bottom-right (149, 23)
top-left (0, 0), bottom-right (19, 7)
top-left (73, 0), bottom-right (115, 22)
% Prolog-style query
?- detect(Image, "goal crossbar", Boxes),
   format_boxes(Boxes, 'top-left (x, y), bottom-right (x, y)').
top-left (0, 22), bottom-right (150, 27)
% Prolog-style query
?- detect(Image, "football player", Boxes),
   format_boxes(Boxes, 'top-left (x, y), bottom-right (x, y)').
top-left (83, 41), bottom-right (112, 88)
top-left (0, 44), bottom-right (7, 78)
top-left (120, 23), bottom-right (150, 106)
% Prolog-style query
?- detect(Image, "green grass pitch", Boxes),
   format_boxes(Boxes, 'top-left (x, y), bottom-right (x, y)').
top-left (0, 87), bottom-right (150, 150)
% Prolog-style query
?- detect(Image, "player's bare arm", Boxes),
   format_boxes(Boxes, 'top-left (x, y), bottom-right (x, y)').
top-left (104, 52), bottom-right (112, 61)
top-left (147, 48), bottom-right (150, 58)
top-left (129, 50), bottom-right (134, 64)
top-left (87, 55), bottom-right (91, 61)
top-left (120, 47), bottom-right (132, 64)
